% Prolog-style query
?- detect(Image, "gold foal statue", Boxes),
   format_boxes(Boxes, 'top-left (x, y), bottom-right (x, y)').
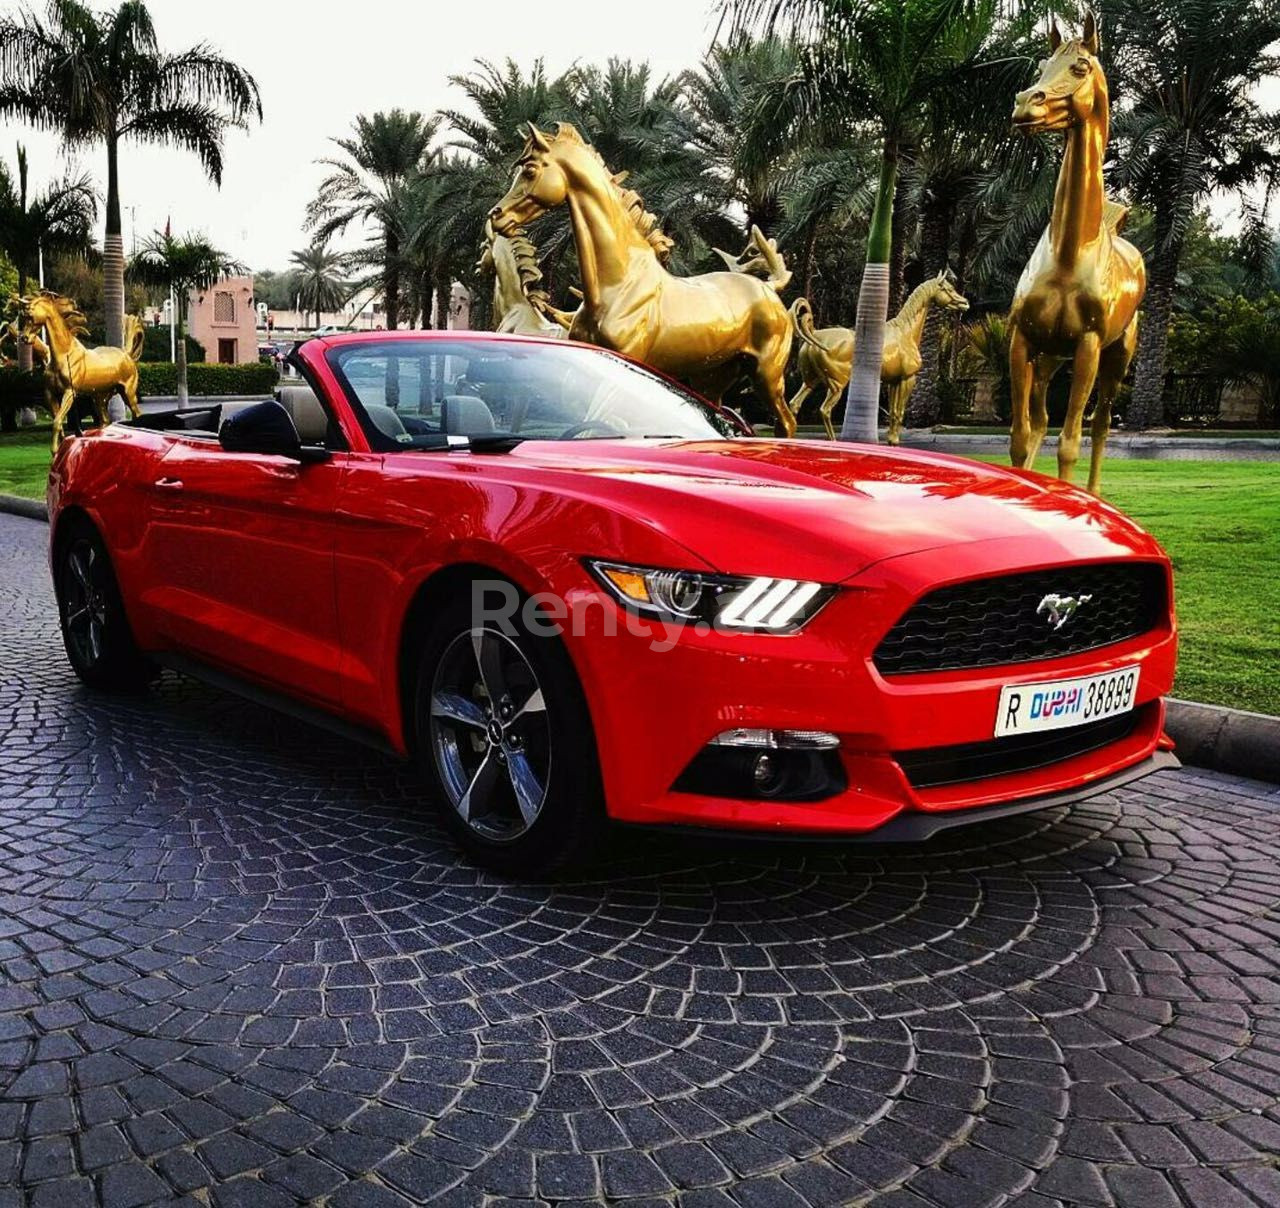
top-left (479, 220), bottom-right (570, 339)
top-left (788, 271), bottom-right (969, 443)
top-left (1008, 11), bottom-right (1145, 493)
top-left (17, 292), bottom-right (144, 450)
top-left (490, 123), bottom-right (796, 435)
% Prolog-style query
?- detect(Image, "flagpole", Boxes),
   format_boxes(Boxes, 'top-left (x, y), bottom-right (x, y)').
top-left (169, 285), bottom-right (176, 362)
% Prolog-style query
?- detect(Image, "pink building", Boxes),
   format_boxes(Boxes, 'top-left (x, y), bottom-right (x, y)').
top-left (188, 275), bottom-right (256, 364)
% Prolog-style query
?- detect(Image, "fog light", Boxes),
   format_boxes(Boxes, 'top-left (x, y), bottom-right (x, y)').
top-left (674, 741), bottom-right (846, 803)
top-left (711, 728), bottom-right (840, 750)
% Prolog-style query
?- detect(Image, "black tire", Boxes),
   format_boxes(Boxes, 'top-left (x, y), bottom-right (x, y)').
top-left (413, 586), bottom-right (605, 875)
top-left (54, 520), bottom-right (155, 691)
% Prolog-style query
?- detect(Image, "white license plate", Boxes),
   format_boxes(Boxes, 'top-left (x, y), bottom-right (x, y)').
top-left (995, 666), bottom-right (1140, 738)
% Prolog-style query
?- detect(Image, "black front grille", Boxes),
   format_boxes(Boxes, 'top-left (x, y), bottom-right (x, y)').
top-left (874, 562), bottom-right (1165, 675)
top-left (896, 707), bottom-right (1146, 789)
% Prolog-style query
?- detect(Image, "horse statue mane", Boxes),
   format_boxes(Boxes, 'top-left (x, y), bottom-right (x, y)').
top-left (478, 220), bottom-right (571, 338)
top-left (30, 290), bottom-right (90, 337)
top-left (520, 123), bottom-right (675, 263)
top-left (479, 222), bottom-right (552, 308)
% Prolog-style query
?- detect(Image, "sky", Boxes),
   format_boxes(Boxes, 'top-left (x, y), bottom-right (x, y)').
top-left (3, 0), bottom-right (727, 270)
top-left (2, 0), bottom-right (1272, 275)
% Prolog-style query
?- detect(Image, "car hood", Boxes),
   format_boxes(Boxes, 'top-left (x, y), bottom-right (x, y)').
top-left (493, 438), bottom-right (1162, 582)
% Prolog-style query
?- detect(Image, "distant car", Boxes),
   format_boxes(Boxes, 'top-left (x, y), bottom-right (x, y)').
top-left (312, 325), bottom-right (344, 337)
top-left (46, 330), bottom-right (1178, 872)
top-left (257, 343), bottom-right (280, 363)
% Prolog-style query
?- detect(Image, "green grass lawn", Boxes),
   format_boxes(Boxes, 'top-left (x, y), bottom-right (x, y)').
top-left (2, 426), bottom-right (1275, 713)
top-left (975, 457), bottom-right (1280, 716)
top-left (0, 425), bottom-right (52, 501)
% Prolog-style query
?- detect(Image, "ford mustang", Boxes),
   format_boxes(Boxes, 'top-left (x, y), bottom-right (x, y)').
top-left (47, 331), bottom-right (1178, 871)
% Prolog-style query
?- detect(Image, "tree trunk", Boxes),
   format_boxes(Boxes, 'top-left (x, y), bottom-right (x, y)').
top-left (176, 303), bottom-right (189, 410)
top-left (15, 268), bottom-right (32, 374)
top-left (1128, 211), bottom-right (1182, 431)
top-left (435, 273), bottom-right (450, 331)
top-left (839, 136), bottom-right (897, 444)
top-left (103, 133), bottom-right (125, 350)
top-left (384, 230), bottom-right (400, 331)
top-left (888, 170), bottom-right (912, 316)
top-left (905, 200), bottom-right (952, 427)
top-left (799, 221), bottom-right (819, 300)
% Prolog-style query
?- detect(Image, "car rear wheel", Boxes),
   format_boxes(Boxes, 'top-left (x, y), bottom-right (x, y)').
top-left (413, 591), bottom-right (605, 874)
top-left (55, 522), bottom-right (155, 691)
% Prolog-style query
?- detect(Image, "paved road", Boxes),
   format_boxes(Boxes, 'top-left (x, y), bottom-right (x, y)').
top-left (3, 511), bottom-right (1280, 1207)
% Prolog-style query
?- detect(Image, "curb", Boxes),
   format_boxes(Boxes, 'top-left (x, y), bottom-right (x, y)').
top-left (0, 493), bottom-right (47, 521)
top-left (2, 489), bottom-right (1277, 785)
top-left (1165, 698), bottom-right (1280, 785)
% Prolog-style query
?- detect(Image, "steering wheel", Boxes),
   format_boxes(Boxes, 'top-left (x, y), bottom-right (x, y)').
top-left (559, 420), bottom-right (625, 440)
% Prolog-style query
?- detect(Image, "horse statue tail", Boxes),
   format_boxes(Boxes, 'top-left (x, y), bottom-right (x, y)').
top-left (789, 297), bottom-right (824, 350)
top-left (534, 299), bottom-right (577, 332)
top-left (713, 225), bottom-right (793, 292)
top-left (123, 314), bottom-right (145, 362)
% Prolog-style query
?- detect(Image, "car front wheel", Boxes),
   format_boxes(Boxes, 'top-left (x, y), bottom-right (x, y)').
top-left (413, 592), bottom-right (605, 874)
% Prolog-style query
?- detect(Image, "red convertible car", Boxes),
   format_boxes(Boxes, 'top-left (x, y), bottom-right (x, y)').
top-left (48, 331), bottom-right (1178, 871)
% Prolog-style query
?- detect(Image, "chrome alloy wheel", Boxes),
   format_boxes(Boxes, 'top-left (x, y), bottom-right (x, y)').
top-left (61, 538), bottom-right (110, 669)
top-left (429, 627), bottom-right (551, 841)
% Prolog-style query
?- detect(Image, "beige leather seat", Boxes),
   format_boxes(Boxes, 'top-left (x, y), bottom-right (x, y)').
top-left (276, 385), bottom-right (330, 444)
top-left (442, 394), bottom-right (496, 435)
top-left (217, 401), bottom-right (257, 425)
top-left (365, 403), bottom-right (408, 441)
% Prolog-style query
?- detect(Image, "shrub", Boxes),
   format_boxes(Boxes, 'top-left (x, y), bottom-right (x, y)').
top-left (87, 326), bottom-right (204, 363)
top-left (137, 361), bottom-right (279, 398)
top-left (0, 366), bottom-right (45, 430)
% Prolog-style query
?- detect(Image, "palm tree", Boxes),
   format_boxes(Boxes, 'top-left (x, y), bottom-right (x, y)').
top-left (681, 35), bottom-right (804, 238)
top-left (307, 110), bottom-right (439, 333)
top-left (729, 0), bottom-right (982, 442)
top-left (1109, 0), bottom-right (1280, 429)
top-left (129, 229), bottom-right (243, 408)
top-left (899, 4), bottom-right (1051, 424)
top-left (309, 111), bottom-right (438, 408)
top-left (289, 240), bottom-right (347, 330)
top-left (0, 144), bottom-right (96, 374)
top-left (0, 0), bottom-right (261, 351)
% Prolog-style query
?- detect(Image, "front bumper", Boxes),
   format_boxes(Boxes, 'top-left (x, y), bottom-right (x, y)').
top-left (563, 542), bottom-right (1178, 837)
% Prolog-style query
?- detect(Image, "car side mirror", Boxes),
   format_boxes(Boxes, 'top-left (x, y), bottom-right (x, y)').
top-left (219, 400), bottom-right (330, 463)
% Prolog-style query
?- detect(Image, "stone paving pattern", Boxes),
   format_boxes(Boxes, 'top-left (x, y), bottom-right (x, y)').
top-left (3, 511), bottom-right (1280, 1207)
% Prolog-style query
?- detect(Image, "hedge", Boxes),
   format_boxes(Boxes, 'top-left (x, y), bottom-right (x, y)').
top-left (87, 326), bottom-right (205, 364)
top-left (138, 361), bottom-right (279, 397)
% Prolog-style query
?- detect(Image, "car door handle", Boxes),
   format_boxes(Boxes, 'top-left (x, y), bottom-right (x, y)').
top-left (153, 477), bottom-right (184, 490)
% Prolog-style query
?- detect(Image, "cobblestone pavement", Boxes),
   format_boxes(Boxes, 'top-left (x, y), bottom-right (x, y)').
top-left (4, 511), bottom-right (1280, 1208)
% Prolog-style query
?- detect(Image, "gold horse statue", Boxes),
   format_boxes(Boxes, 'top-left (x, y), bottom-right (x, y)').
top-left (788, 271), bottom-right (970, 442)
top-left (490, 122), bottom-right (796, 435)
top-left (18, 292), bottom-right (144, 450)
top-left (1009, 11), bottom-right (1145, 493)
top-left (478, 220), bottom-right (571, 339)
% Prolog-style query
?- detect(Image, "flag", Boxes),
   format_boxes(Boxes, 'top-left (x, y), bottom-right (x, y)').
top-left (164, 216), bottom-right (171, 240)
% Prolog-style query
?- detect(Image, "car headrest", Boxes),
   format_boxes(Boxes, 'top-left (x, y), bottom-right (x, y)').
top-left (365, 403), bottom-right (408, 440)
top-left (441, 394), bottom-right (496, 435)
top-left (276, 385), bottom-right (329, 444)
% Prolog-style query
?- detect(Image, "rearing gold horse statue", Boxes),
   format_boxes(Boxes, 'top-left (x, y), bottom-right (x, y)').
top-left (18, 292), bottom-right (144, 450)
top-left (787, 272), bottom-right (970, 443)
top-left (490, 123), bottom-right (795, 434)
top-left (1009, 11), bottom-right (1145, 493)
top-left (478, 220), bottom-right (570, 339)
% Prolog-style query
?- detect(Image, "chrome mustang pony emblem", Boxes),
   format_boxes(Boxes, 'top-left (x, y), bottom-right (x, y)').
top-left (1037, 592), bottom-right (1093, 630)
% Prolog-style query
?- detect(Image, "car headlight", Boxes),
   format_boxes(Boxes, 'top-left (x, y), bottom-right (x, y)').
top-left (585, 560), bottom-right (834, 633)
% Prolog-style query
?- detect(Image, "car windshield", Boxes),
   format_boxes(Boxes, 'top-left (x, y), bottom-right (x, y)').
top-left (326, 338), bottom-right (737, 450)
